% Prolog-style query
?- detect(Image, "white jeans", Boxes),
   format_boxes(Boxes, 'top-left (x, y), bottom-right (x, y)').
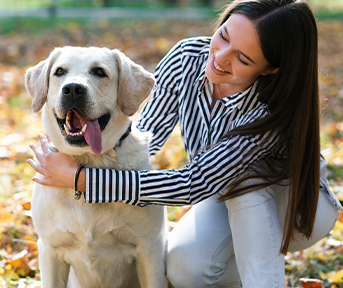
top-left (166, 181), bottom-right (338, 288)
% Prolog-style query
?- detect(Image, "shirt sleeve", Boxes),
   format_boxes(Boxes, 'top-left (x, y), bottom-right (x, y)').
top-left (84, 108), bottom-right (280, 207)
top-left (136, 41), bottom-right (183, 156)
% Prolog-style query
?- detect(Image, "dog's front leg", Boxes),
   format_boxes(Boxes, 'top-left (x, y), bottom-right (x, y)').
top-left (38, 239), bottom-right (70, 288)
top-left (136, 247), bottom-right (168, 288)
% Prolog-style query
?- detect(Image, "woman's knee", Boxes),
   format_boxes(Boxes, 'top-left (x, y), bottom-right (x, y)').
top-left (166, 195), bottom-right (241, 287)
top-left (166, 240), bottom-right (206, 288)
top-left (166, 235), bottom-right (241, 288)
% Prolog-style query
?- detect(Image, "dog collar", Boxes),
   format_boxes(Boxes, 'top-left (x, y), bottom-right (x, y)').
top-left (114, 120), bottom-right (132, 150)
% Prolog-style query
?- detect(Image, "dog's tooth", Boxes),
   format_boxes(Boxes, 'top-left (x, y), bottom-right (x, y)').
top-left (82, 124), bottom-right (87, 134)
top-left (64, 124), bottom-right (69, 132)
top-left (67, 122), bottom-right (72, 130)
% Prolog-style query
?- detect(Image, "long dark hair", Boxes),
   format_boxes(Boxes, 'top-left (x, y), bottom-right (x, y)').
top-left (216, 0), bottom-right (320, 255)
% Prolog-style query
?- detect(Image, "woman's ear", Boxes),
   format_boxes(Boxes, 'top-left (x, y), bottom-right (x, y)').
top-left (261, 66), bottom-right (279, 76)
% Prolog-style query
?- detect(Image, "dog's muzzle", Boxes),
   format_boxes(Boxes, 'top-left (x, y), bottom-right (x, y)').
top-left (55, 83), bottom-right (110, 155)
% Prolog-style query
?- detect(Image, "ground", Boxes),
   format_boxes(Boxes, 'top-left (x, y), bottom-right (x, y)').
top-left (0, 17), bottom-right (343, 288)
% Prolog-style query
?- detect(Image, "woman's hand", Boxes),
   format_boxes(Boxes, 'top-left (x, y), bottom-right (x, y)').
top-left (27, 134), bottom-right (79, 189)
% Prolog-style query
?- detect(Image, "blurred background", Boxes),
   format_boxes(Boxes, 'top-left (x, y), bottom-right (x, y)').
top-left (0, 1), bottom-right (343, 287)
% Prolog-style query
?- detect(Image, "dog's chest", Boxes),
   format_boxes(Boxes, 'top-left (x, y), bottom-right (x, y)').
top-left (32, 137), bottom-right (152, 246)
top-left (32, 186), bottom-right (141, 243)
top-left (32, 184), bottom-right (163, 287)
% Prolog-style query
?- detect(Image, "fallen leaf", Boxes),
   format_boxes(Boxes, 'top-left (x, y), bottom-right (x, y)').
top-left (0, 208), bottom-right (15, 224)
top-left (300, 278), bottom-right (323, 288)
top-left (338, 210), bottom-right (343, 223)
top-left (21, 200), bottom-right (31, 210)
top-left (25, 235), bottom-right (38, 250)
top-left (331, 269), bottom-right (343, 284)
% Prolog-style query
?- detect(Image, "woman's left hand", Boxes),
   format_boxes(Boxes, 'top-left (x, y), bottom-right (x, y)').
top-left (27, 134), bottom-right (79, 189)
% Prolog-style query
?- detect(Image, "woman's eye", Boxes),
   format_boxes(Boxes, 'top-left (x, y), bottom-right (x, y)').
top-left (219, 31), bottom-right (228, 42)
top-left (94, 68), bottom-right (107, 77)
top-left (238, 55), bottom-right (248, 66)
top-left (55, 68), bottom-right (65, 76)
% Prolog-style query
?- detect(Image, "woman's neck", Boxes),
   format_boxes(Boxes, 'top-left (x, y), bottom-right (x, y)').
top-left (217, 82), bottom-right (253, 97)
top-left (211, 83), bottom-right (242, 111)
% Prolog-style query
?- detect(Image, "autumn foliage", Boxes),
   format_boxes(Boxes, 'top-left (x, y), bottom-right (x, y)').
top-left (0, 17), bottom-right (343, 287)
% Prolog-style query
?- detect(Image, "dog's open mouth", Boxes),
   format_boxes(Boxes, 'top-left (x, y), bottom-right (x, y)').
top-left (56, 109), bottom-right (110, 155)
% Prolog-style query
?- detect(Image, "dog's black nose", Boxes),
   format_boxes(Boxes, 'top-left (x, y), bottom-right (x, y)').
top-left (62, 83), bottom-right (87, 98)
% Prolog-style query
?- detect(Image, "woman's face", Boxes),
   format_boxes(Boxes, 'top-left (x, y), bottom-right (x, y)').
top-left (205, 13), bottom-right (278, 95)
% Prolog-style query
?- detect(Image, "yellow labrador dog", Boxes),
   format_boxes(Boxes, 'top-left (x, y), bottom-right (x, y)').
top-left (25, 47), bottom-right (167, 288)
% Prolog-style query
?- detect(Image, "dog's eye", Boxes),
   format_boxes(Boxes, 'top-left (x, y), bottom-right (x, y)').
top-left (55, 68), bottom-right (66, 76)
top-left (94, 68), bottom-right (107, 77)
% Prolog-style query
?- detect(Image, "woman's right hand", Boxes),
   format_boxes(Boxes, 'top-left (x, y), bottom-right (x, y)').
top-left (27, 134), bottom-right (81, 189)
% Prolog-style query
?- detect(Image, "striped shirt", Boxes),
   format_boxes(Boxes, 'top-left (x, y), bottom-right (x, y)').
top-left (84, 37), bottom-right (342, 211)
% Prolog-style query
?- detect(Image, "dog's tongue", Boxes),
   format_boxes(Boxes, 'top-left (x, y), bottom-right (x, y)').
top-left (74, 110), bottom-right (102, 155)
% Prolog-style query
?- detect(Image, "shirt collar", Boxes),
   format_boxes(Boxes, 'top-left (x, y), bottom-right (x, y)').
top-left (203, 77), bottom-right (263, 116)
top-left (221, 80), bottom-right (261, 112)
top-left (194, 43), bottom-right (210, 89)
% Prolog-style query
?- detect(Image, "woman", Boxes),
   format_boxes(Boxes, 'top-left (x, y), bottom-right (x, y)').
top-left (28, 0), bottom-right (343, 287)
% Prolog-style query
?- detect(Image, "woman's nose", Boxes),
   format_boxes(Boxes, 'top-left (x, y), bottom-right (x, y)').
top-left (216, 47), bottom-right (232, 65)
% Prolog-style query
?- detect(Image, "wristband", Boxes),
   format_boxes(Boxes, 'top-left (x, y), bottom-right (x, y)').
top-left (74, 166), bottom-right (84, 200)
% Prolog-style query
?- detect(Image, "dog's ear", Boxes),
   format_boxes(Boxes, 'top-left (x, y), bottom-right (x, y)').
top-left (25, 48), bottom-right (62, 113)
top-left (112, 49), bottom-right (155, 116)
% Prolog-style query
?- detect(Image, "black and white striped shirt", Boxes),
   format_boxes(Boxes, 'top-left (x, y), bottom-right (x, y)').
top-left (84, 37), bottom-right (281, 206)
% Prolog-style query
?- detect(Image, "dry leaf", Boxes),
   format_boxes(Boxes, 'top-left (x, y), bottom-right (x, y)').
top-left (331, 269), bottom-right (343, 284)
top-left (0, 208), bottom-right (14, 224)
top-left (338, 210), bottom-right (343, 223)
top-left (300, 278), bottom-right (323, 288)
top-left (21, 200), bottom-right (31, 210)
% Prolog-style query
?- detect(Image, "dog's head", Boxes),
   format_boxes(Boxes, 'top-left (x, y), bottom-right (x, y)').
top-left (25, 47), bottom-right (155, 155)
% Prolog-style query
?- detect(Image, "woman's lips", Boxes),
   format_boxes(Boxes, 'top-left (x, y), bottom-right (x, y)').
top-left (211, 56), bottom-right (231, 75)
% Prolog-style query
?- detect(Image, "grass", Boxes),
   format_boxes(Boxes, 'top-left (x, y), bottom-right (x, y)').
top-left (1, 0), bottom-right (343, 15)
top-left (0, 0), bottom-right (217, 9)
top-left (0, 17), bottom-right (89, 34)
top-left (0, 8), bottom-right (342, 37)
